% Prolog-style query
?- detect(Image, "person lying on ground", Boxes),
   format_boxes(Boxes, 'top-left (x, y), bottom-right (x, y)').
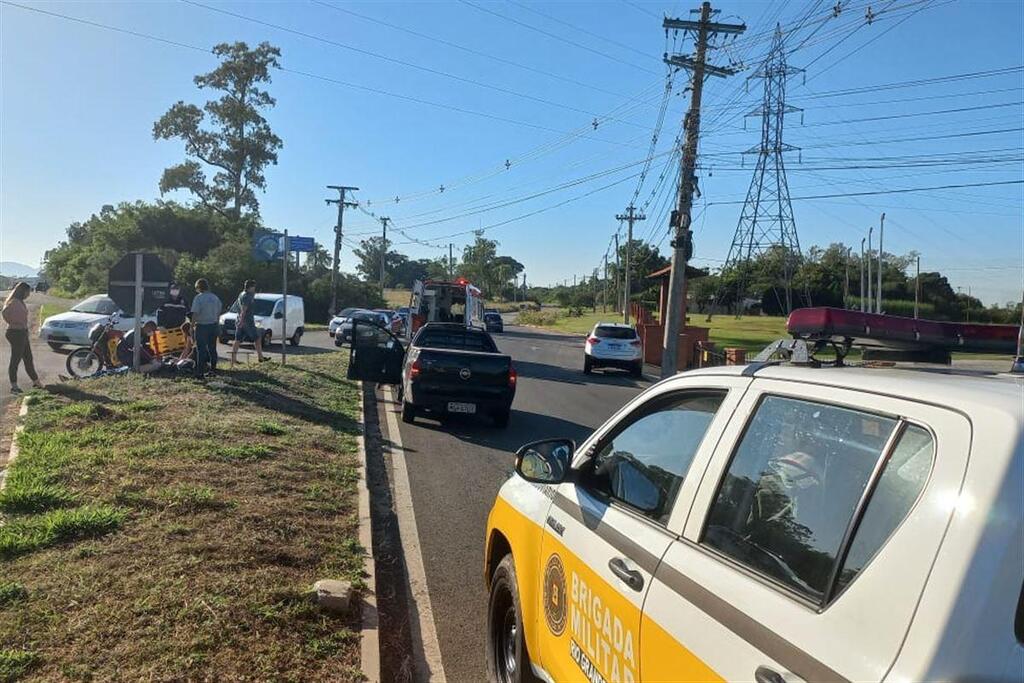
top-left (117, 321), bottom-right (162, 374)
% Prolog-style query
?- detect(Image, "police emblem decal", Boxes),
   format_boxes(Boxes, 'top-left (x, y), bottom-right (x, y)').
top-left (543, 553), bottom-right (567, 636)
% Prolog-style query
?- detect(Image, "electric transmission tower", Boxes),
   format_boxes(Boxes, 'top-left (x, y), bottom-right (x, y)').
top-left (721, 26), bottom-right (804, 316)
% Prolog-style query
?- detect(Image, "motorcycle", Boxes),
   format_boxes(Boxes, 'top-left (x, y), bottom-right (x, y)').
top-left (65, 318), bottom-right (126, 379)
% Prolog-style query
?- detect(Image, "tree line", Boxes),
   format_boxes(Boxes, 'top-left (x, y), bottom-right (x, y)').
top-left (536, 241), bottom-right (1020, 325)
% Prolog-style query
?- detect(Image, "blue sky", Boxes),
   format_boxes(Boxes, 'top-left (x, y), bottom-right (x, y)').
top-left (1, 0), bottom-right (1022, 305)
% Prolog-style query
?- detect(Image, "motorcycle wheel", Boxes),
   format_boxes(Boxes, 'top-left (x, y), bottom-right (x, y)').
top-left (66, 348), bottom-right (103, 378)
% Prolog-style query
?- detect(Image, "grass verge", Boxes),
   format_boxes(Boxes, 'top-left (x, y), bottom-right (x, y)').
top-left (0, 353), bottom-right (365, 681)
top-left (518, 307), bottom-right (789, 352)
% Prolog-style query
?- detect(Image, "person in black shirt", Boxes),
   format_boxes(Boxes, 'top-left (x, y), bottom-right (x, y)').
top-left (157, 282), bottom-right (190, 329)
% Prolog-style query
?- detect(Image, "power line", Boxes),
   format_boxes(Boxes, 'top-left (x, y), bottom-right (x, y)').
top-left (508, 0), bottom-right (659, 61)
top-left (708, 179), bottom-right (1024, 205)
top-left (458, 0), bottom-right (661, 75)
top-left (312, 0), bottom-right (650, 102)
top-left (0, 1), bottom-right (662, 143)
top-left (182, 0), bottom-right (650, 128)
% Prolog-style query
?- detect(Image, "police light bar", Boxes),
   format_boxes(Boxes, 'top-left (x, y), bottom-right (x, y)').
top-left (787, 307), bottom-right (1019, 355)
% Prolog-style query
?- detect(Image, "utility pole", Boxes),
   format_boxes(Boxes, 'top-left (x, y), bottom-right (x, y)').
top-left (914, 255), bottom-right (920, 319)
top-left (614, 233), bottom-right (621, 314)
top-left (877, 212), bottom-right (885, 314)
top-left (616, 205), bottom-right (646, 325)
top-left (325, 185), bottom-right (359, 315)
top-left (967, 285), bottom-right (972, 323)
top-left (867, 226), bottom-right (873, 314)
top-left (844, 246), bottom-right (851, 309)
top-left (378, 217), bottom-right (390, 298)
top-left (860, 238), bottom-right (866, 312)
top-left (661, 3), bottom-right (744, 377)
top-left (603, 254), bottom-right (609, 312)
top-left (449, 243), bottom-right (454, 280)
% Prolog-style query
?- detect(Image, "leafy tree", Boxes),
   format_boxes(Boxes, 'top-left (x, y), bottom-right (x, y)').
top-left (352, 237), bottom-right (408, 285)
top-left (43, 201), bottom-right (232, 295)
top-left (153, 42), bottom-right (282, 220)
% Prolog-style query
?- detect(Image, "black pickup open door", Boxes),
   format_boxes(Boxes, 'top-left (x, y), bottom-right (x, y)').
top-left (347, 319), bottom-right (405, 384)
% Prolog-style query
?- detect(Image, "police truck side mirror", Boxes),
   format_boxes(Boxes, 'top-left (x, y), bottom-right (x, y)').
top-left (514, 439), bottom-right (575, 485)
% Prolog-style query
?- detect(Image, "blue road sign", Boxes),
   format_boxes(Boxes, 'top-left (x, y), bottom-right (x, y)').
top-left (289, 236), bottom-right (315, 253)
top-left (253, 230), bottom-right (284, 262)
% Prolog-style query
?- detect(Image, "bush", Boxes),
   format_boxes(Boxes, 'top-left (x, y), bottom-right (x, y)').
top-left (517, 310), bottom-right (562, 326)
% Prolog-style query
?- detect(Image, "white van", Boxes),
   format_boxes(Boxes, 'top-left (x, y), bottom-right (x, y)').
top-left (219, 294), bottom-right (304, 347)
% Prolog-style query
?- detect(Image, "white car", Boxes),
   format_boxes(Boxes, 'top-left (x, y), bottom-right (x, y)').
top-left (584, 322), bottom-right (643, 377)
top-left (219, 294), bottom-right (304, 347)
top-left (328, 307), bottom-right (360, 337)
top-left (39, 294), bottom-right (154, 349)
top-left (484, 360), bottom-right (1024, 683)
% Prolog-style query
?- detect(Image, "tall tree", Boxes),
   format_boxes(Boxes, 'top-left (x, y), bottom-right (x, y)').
top-left (153, 42), bottom-right (282, 220)
top-left (352, 237), bottom-right (407, 284)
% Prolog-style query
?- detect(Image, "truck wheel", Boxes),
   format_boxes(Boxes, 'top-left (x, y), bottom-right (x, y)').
top-left (583, 356), bottom-right (593, 374)
top-left (289, 328), bottom-right (303, 346)
top-left (401, 400), bottom-right (416, 424)
top-left (261, 330), bottom-right (272, 348)
top-left (492, 409), bottom-right (511, 429)
top-left (47, 342), bottom-right (63, 351)
top-left (486, 554), bottom-right (537, 683)
top-left (630, 361), bottom-right (643, 378)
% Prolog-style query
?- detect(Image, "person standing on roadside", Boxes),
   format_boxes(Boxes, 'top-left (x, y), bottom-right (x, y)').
top-left (191, 278), bottom-right (222, 377)
top-left (230, 279), bottom-right (264, 367)
top-left (2, 282), bottom-right (43, 393)
top-left (157, 282), bottom-right (190, 329)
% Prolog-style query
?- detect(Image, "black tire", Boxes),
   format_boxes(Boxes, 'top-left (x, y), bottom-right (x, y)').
top-left (401, 400), bottom-right (416, 424)
top-left (492, 409), bottom-right (511, 429)
top-left (66, 348), bottom-right (103, 378)
top-left (47, 342), bottom-right (63, 351)
top-left (289, 328), bottom-right (303, 347)
top-left (630, 361), bottom-right (643, 378)
top-left (486, 554), bottom-right (536, 683)
top-left (261, 330), bottom-right (272, 348)
top-left (583, 356), bottom-right (593, 374)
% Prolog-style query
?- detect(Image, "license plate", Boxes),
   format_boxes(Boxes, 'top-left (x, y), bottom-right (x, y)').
top-left (447, 402), bottom-right (476, 414)
top-left (608, 343), bottom-right (621, 349)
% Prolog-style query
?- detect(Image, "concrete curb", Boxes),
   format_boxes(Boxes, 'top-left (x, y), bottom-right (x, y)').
top-left (0, 397), bottom-right (28, 493)
top-left (356, 388), bottom-right (381, 683)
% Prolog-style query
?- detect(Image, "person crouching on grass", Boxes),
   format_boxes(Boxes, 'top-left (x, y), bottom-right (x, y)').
top-left (117, 320), bottom-right (162, 374)
top-left (230, 279), bottom-right (265, 368)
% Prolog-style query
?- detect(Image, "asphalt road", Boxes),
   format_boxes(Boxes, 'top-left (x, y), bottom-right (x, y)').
top-left (363, 324), bottom-right (653, 683)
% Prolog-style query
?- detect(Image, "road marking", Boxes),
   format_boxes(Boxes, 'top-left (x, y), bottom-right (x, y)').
top-left (381, 386), bottom-right (448, 682)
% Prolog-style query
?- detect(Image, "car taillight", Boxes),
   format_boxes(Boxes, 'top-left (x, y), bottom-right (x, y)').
top-left (629, 339), bottom-right (641, 346)
top-left (587, 336), bottom-right (600, 345)
top-left (410, 359), bottom-right (422, 379)
top-left (509, 365), bottom-right (517, 387)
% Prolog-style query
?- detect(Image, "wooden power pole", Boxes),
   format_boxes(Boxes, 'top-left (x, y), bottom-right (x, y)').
top-left (660, 4), bottom-right (744, 377)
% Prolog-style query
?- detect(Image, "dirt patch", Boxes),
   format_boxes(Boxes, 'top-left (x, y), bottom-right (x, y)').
top-left (0, 355), bottom-right (366, 681)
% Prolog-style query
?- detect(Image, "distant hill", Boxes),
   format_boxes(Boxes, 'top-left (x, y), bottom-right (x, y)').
top-left (0, 262), bottom-right (38, 278)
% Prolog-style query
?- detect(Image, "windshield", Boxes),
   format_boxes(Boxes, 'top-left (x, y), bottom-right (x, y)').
top-left (485, 313), bottom-right (501, 321)
top-left (251, 299), bottom-right (277, 317)
top-left (337, 307), bottom-right (358, 318)
top-left (72, 295), bottom-right (118, 315)
top-left (352, 310), bottom-right (380, 322)
top-left (595, 326), bottom-right (637, 340)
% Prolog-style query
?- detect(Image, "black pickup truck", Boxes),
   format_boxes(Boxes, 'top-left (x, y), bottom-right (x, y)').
top-left (347, 321), bottom-right (516, 428)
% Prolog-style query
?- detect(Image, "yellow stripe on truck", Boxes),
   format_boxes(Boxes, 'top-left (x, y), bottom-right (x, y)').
top-left (487, 494), bottom-right (724, 682)
top-left (486, 495), bottom-right (548, 662)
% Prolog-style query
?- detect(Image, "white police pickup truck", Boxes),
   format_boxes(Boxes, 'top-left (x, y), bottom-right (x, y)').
top-left (484, 309), bottom-right (1024, 683)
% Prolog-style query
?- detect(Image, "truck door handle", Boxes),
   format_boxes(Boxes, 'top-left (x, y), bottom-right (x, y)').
top-left (754, 666), bottom-right (786, 683)
top-left (608, 557), bottom-right (644, 592)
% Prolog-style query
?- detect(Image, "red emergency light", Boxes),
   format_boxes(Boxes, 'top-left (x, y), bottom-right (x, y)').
top-left (787, 307), bottom-right (1019, 356)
